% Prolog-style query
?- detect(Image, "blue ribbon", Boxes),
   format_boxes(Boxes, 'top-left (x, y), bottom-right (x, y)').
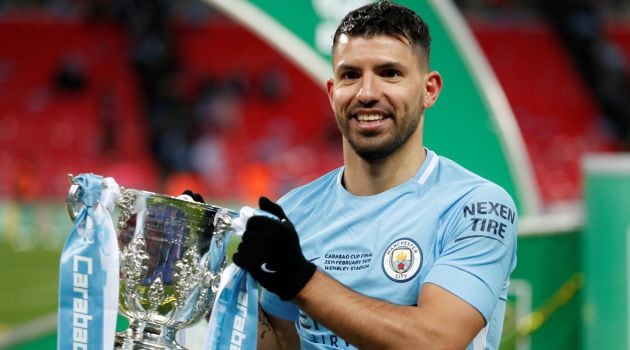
top-left (57, 173), bottom-right (119, 349)
top-left (205, 267), bottom-right (259, 350)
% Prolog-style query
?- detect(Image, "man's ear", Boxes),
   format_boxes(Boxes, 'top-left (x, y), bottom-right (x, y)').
top-left (423, 71), bottom-right (443, 109)
top-left (326, 78), bottom-right (335, 110)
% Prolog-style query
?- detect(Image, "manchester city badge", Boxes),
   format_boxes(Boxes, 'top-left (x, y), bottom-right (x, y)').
top-left (382, 238), bottom-right (422, 282)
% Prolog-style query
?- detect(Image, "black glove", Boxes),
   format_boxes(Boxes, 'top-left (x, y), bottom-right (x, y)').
top-left (232, 196), bottom-right (316, 301)
top-left (179, 189), bottom-right (205, 203)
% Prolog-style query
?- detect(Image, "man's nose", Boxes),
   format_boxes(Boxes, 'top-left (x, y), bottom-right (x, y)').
top-left (356, 74), bottom-right (382, 105)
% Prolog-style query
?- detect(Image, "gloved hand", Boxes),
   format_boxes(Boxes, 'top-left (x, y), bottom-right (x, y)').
top-left (178, 189), bottom-right (205, 203)
top-left (232, 196), bottom-right (316, 301)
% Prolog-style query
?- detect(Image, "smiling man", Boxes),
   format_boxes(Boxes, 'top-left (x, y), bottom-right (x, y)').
top-left (232, 1), bottom-right (518, 349)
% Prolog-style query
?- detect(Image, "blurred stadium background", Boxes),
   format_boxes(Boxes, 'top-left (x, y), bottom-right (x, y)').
top-left (1, 0), bottom-right (630, 349)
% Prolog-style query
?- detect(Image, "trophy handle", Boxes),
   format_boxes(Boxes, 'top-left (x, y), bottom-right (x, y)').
top-left (66, 174), bottom-right (83, 223)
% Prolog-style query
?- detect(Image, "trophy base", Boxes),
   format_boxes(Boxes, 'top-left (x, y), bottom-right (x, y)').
top-left (114, 321), bottom-right (186, 350)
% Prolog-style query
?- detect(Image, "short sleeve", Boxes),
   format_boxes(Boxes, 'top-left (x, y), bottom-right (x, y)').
top-left (260, 287), bottom-right (299, 321)
top-left (423, 183), bottom-right (518, 322)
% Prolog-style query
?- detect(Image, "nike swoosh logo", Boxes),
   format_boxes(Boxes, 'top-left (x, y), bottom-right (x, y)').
top-left (308, 257), bottom-right (320, 263)
top-left (261, 263), bottom-right (277, 273)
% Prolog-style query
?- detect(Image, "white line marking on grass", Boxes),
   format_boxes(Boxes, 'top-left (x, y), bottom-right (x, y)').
top-left (0, 313), bottom-right (57, 348)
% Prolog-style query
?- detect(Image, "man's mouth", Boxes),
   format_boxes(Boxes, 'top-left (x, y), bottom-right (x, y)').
top-left (356, 113), bottom-right (385, 122)
top-left (349, 112), bottom-right (390, 135)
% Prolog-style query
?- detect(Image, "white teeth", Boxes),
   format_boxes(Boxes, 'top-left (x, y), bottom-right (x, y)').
top-left (357, 114), bottom-right (384, 121)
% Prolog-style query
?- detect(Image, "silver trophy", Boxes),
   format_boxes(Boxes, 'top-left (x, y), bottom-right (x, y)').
top-left (67, 176), bottom-right (237, 349)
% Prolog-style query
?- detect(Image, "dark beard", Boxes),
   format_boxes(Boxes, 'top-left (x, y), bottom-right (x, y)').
top-left (341, 113), bottom-right (421, 161)
top-left (348, 136), bottom-right (404, 160)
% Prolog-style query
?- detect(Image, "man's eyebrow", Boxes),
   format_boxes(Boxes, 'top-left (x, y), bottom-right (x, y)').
top-left (375, 61), bottom-right (404, 70)
top-left (335, 63), bottom-right (358, 72)
top-left (335, 61), bottom-right (404, 72)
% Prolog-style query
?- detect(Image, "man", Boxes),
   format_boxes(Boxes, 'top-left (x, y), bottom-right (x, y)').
top-left (232, 1), bottom-right (518, 349)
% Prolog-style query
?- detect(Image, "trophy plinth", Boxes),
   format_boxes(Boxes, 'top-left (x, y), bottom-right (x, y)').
top-left (113, 320), bottom-right (183, 349)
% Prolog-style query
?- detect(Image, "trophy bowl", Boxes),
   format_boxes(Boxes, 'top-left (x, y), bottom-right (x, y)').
top-left (67, 182), bottom-right (237, 349)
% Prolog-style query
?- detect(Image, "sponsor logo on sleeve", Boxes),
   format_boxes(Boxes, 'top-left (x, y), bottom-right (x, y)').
top-left (461, 201), bottom-right (516, 241)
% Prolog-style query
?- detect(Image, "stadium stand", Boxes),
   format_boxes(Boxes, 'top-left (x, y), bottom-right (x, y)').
top-left (1, 5), bottom-right (628, 206)
top-left (608, 21), bottom-right (630, 57)
top-left (3, 3), bottom-right (630, 349)
top-left (0, 14), bottom-right (157, 199)
top-left (468, 17), bottom-right (624, 204)
top-left (0, 12), bottom-right (339, 203)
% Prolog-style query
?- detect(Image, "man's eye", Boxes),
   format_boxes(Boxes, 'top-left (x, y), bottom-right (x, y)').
top-left (382, 69), bottom-right (401, 78)
top-left (341, 71), bottom-right (359, 80)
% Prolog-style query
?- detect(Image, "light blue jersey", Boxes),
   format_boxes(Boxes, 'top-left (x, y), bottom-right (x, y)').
top-left (261, 149), bottom-right (518, 350)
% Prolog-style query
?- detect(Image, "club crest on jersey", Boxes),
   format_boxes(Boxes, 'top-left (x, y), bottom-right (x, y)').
top-left (382, 238), bottom-right (422, 282)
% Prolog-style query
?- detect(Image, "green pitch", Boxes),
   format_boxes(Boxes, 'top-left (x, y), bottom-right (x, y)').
top-left (0, 242), bottom-right (60, 329)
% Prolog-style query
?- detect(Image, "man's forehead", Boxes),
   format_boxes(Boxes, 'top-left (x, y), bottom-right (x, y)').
top-left (333, 35), bottom-right (414, 60)
top-left (332, 34), bottom-right (424, 64)
top-left (335, 33), bottom-right (412, 47)
top-left (332, 34), bottom-right (428, 68)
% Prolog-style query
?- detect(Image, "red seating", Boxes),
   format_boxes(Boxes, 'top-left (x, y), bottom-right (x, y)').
top-left (3, 12), bottom-right (626, 205)
top-left (0, 17), bottom-right (157, 198)
top-left (171, 21), bottom-right (341, 201)
top-left (605, 22), bottom-right (630, 74)
top-left (469, 18), bottom-right (623, 204)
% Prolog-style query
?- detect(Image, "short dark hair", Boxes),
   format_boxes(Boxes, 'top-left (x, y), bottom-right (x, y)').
top-left (332, 1), bottom-right (431, 61)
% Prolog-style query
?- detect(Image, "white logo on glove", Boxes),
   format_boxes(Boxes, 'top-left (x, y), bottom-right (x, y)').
top-left (261, 263), bottom-right (277, 273)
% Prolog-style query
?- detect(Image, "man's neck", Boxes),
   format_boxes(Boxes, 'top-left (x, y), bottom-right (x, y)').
top-left (341, 141), bottom-right (426, 196)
